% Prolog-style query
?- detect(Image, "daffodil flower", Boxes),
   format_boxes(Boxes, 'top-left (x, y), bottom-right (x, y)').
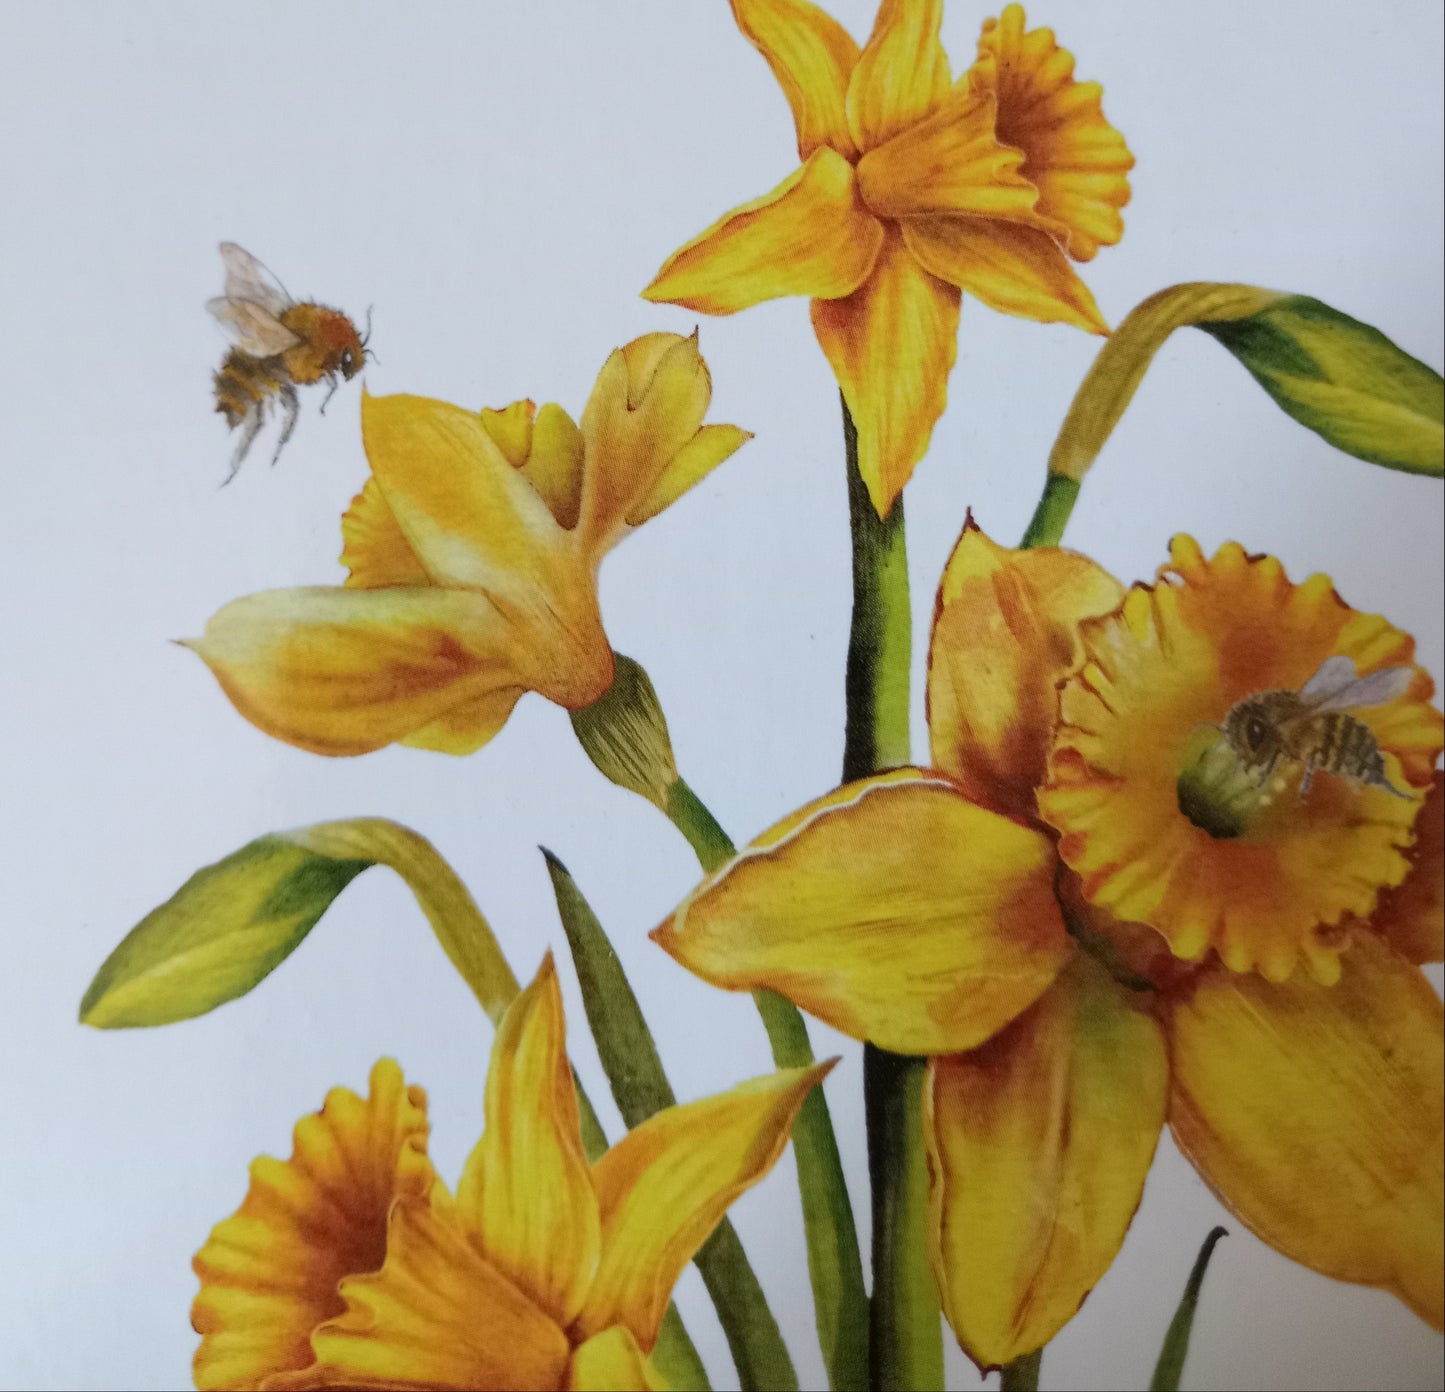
top-left (192, 954), bottom-right (831, 1390)
top-left (654, 523), bottom-right (1444, 1369)
top-left (185, 333), bottom-right (749, 756)
top-left (643, 0), bottom-right (1132, 517)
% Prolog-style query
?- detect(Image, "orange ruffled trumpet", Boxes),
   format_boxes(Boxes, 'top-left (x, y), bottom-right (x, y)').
top-left (191, 954), bottom-right (831, 1390)
top-left (654, 522), bottom-right (1444, 1369)
top-left (645, 0), bottom-right (1132, 517)
top-left (185, 332), bottom-right (749, 757)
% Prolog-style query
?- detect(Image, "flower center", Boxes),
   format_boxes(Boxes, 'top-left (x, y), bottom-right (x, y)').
top-left (1175, 725), bottom-right (1289, 840)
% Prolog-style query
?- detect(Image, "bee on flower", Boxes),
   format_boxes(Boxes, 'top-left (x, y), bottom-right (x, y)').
top-left (654, 524), bottom-right (1444, 1370)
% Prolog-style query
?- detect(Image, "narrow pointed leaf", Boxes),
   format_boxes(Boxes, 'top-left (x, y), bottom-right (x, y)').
top-left (544, 849), bottom-right (797, 1392)
top-left (1150, 1227), bottom-right (1228, 1392)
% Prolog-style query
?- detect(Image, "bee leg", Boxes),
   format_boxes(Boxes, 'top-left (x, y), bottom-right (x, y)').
top-left (223, 405), bottom-right (265, 487)
top-left (271, 383), bottom-right (301, 467)
top-left (319, 373), bottom-right (340, 416)
top-left (1298, 759), bottom-right (1318, 799)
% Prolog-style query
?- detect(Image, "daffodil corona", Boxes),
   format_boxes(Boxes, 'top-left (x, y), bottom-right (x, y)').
top-left (185, 333), bottom-right (749, 757)
top-left (644, 0), bottom-right (1132, 517)
top-left (653, 523), bottom-right (1444, 1369)
top-left (192, 955), bottom-right (830, 1390)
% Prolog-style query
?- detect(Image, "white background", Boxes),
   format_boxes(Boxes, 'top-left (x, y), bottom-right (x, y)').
top-left (1, 2), bottom-right (1441, 1388)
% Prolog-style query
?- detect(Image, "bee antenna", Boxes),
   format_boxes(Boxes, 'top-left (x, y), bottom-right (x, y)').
top-left (361, 304), bottom-right (374, 347)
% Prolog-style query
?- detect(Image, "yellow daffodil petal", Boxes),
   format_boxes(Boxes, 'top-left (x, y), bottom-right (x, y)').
top-left (653, 775), bottom-right (1072, 1054)
top-left (576, 1062), bottom-right (833, 1349)
top-left (811, 228), bottom-right (961, 517)
top-left (845, 0), bottom-right (950, 153)
top-left (1372, 773), bottom-right (1444, 964)
top-left (275, 1194), bottom-right (571, 1390)
top-left (577, 333), bottom-right (750, 550)
top-left (479, 399), bottom-right (537, 468)
top-left (456, 955), bottom-right (601, 1328)
top-left (927, 517), bottom-right (1123, 819)
top-left (926, 957), bottom-right (1168, 1370)
top-left (399, 686), bottom-right (526, 756)
top-left (340, 479), bottom-right (431, 590)
top-left (567, 1327), bottom-right (669, 1392)
top-left (192, 1061), bottom-right (434, 1392)
top-left (730, 0), bottom-right (861, 160)
top-left (524, 403), bottom-right (586, 531)
top-left (185, 586), bottom-right (580, 757)
top-left (1041, 538), bottom-right (1443, 982)
top-left (967, 5), bottom-right (1133, 262)
top-left (362, 391), bottom-right (576, 597)
top-left (643, 148), bottom-right (884, 315)
top-left (855, 89), bottom-right (1037, 222)
top-left (627, 423), bottom-right (753, 526)
top-left (901, 218), bottom-right (1107, 334)
top-left (1168, 933), bottom-right (1445, 1329)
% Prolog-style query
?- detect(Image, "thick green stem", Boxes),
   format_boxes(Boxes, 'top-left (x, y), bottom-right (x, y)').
top-left (1000, 1348), bottom-right (1042, 1391)
top-left (1018, 474), bottom-right (1080, 550)
top-left (838, 399), bottom-right (941, 1391)
top-left (667, 779), bottom-right (871, 1391)
top-left (842, 400), bottom-right (912, 780)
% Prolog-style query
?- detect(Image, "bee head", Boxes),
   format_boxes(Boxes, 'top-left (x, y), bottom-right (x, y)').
top-left (1223, 700), bottom-right (1279, 767)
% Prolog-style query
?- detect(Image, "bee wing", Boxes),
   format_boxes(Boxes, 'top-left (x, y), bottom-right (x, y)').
top-left (1300, 662), bottom-right (1410, 708)
top-left (218, 242), bottom-right (291, 315)
top-left (1298, 655), bottom-right (1359, 703)
top-left (207, 296), bottom-right (303, 357)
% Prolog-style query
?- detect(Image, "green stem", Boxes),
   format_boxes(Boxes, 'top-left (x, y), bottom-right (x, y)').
top-left (667, 780), bottom-right (871, 1391)
top-left (842, 399), bottom-right (913, 780)
top-left (1018, 474), bottom-right (1080, 550)
top-left (838, 398), bottom-right (941, 1391)
top-left (1000, 1348), bottom-right (1042, 1391)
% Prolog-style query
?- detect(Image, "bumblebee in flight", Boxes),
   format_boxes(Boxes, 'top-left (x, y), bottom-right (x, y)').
top-left (208, 243), bottom-right (369, 482)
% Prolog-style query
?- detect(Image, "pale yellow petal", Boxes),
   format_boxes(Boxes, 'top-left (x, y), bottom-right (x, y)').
top-left (340, 479), bottom-right (431, 591)
top-left (901, 218), bottom-right (1106, 334)
top-left (856, 88), bottom-right (1038, 222)
top-left (1169, 934), bottom-right (1444, 1329)
top-left (567, 1327), bottom-right (670, 1392)
top-left (185, 586), bottom-right (534, 757)
top-left (626, 424), bottom-right (753, 526)
top-left (478, 399), bottom-right (537, 468)
top-left (271, 1194), bottom-right (571, 1390)
top-left (845, 0), bottom-right (951, 153)
top-left (811, 228), bottom-right (961, 517)
top-left (731, 0), bottom-right (861, 159)
top-left (361, 391), bottom-right (573, 598)
top-left (523, 403), bottom-right (586, 531)
top-left (456, 954), bottom-right (601, 1328)
top-left (643, 148), bottom-right (884, 314)
top-left (575, 1063), bottom-right (833, 1349)
top-left (400, 686), bottom-right (525, 756)
top-left (926, 959), bottom-right (1168, 1370)
top-left (927, 517), bottom-right (1123, 819)
top-left (653, 775), bottom-right (1072, 1054)
top-left (192, 1061), bottom-right (434, 1391)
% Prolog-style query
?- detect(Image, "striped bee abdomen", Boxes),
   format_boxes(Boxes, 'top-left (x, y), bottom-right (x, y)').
top-left (213, 349), bottom-right (285, 427)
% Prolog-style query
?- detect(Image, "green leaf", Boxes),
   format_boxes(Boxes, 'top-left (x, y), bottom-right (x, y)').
top-left (80, 837), bottom-right (369, 1028)
top-left (1199, 297), bottom-right (1444, 476)
top-left (543, 849), bottom-right (798, 1392)
top-left (81, 818), bottom-right (520, 1028)
top-left (1150, 1226), bottom-right (1228, 1392)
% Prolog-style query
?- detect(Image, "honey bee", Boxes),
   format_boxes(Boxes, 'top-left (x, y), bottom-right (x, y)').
top-left (1218, 656), bottom-right (1415, 798)
top-left (208, 243), bottom-right (370, 483)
